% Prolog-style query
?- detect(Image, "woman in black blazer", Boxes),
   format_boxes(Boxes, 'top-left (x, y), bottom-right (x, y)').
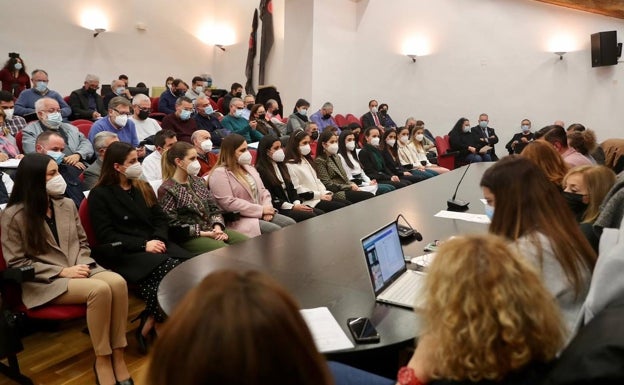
top-left (380, 128), bottom-right (432, 184)
top-left (358, 127), bottom-right (410, 189)
top-left (88, 142), bottom-right (193, 354)
top-left (254, 135), bottom-right (323, 222)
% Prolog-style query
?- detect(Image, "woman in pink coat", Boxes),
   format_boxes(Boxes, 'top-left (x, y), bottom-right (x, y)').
top-left (208, 134), bottom-right (295, 237)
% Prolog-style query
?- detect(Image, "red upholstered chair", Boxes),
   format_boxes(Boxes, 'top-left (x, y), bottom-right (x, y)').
top-left (345, 114), bottom-right (360, 125)
top-left (435, 135), bottom-right (459, 171)
top-left (63, 96), bottom-right (70, 104)
top-left (15, 131), bottom-right (23, 154)
top-left (248, 149), bottom-right (258, 165)
top-left (148, 112), bottom-right (166, 122)
top-left (75, 123), bottom-right (92, 138)
top-left (150, 97), bottom-right (160, 113)
top-left (71, 119), bottom-right (93, 126)
top-left (78, 199), bottom-right (97, 247)
top-left (216, 97), bottom-right (225, 114)
top-left (335, 114), bottom-right (348, 128)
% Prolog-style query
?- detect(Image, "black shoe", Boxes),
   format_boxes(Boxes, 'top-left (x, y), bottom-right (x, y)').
top-left (131, 310), bottom-right (149, 354)
top-left (116, 378), bottom-right (134, 385)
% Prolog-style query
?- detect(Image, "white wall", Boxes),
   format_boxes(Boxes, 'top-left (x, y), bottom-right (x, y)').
top-left (1, 0), bottom-right (623, 147)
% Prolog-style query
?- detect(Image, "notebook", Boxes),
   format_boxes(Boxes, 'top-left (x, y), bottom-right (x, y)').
top-left (360, 221), bottom-right (426, 309)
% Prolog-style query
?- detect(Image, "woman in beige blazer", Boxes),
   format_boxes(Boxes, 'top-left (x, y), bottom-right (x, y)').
top-left (0, 153), bottom-right (132, 385)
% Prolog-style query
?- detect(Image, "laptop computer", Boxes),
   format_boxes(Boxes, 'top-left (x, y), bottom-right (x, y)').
top-left (360, 221), bottom-right (426, 309)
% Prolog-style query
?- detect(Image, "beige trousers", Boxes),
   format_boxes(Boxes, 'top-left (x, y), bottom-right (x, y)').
top-left (52, 271), bottom-right (128, 356)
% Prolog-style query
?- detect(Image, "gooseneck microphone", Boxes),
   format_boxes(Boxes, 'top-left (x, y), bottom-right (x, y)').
top-left (396, 213), bottom-right (423, 242)
top-left (447, 162), bottom-right (472, 212)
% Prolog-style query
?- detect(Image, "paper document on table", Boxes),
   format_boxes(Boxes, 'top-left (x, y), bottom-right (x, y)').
top-left (300, 307), bottom-right (354, 352)
top-left (435, 210), bottom-right (491, 224)
top-left (0, 158), bottom-right (20, 168)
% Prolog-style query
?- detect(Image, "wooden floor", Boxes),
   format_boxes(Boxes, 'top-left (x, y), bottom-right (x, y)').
top-left (1, 296), bottom-right (150, 385)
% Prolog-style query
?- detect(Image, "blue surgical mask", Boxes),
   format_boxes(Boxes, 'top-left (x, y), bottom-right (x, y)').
top-left (204, 105), bottom-right (214, 115)
top-left (45, 112), bottom-right (63, 128)
top-left (299, 108), bottom-right (307, 116)
top-left (14, 62), bottom-right (23, 70)
top-left (463, 126), bottom-right (471, 133)
top-left (47, 151), bottom-right (64, 165)
top-left (235, 109), bottom-right (244, 118)
top-left (479, 121), bottom-right (488, 129)
top-left (35, 81), bottom-right (48, 93)
top-left (180, 110), bottom-right (192, 121)
top-left (485, 204), bottom-right (494, 220)
top-left (115, 87), bottom-right (126, 96)
top-left (521, 125), bottom-right (530, 133)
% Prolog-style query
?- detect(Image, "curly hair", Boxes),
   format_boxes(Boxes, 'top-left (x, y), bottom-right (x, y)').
top-left (567, 129), bottom-right (597, 156)
top-left (422, 234), bottom-right (565, 382)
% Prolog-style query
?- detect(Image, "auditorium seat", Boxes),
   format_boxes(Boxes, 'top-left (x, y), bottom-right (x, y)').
top-left (70, 119), bottom-right (93, 126)
top-left (15, 131), bottom-right (23, 154)
top-left (75, 123), bottom-right (92, 138)
top-left (435, 135), bottom-right (459, 170)
top-left (335, 114), bottom-right (348, 128)
top-left (150, 97), bottom-right (160, 113)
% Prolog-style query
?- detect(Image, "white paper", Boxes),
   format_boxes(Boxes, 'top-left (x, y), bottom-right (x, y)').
top-left (0, 203), bottom-right (6, 210)
top-left (434, 210), bottom-right (491, 224)
top-left (411, 253), bottom-right (437, 269)
top-left (247, 141), bottom-right (259, 149)
top-left (0, 158), bottom-right (20, 168)
top-left (300, 307), bottom-right (354, 352)
top-left (83, 190), bottom-right (90, 198)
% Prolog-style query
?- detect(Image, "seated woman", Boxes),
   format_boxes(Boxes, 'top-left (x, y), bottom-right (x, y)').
top-left (284, 129), bottom-right (350, 212)
top-left (208, 133), bottom-right (295, 237)
top-left (358, 127), bottom-right (410, 190)
top-left (448, 117), bottom-right (491, 163)
top-left (562, 164), bottom-right (616, 252)
top-left (567, 129), bottom-right (598, 165)
top-left (286, 98), bottom-right (310, 135)
top-left (505, 118), bottom-right (535, 154)
top-left (250, 103), bottom-right (282, 137)
top-left (380, 128), bottom-right (433, 183)
top-left (521, 140), bottom-right (569, 191)
top-left (480, 156), bottom-right (596, 333)
top-left (157, 141), bottom-right (248, 254)
top-left (400, 126), bottom-right (448, 174)
top-left (0, 107), bottom-right (23, 161)
top-left (402, 234), bottom-right (565, 384)
top-left (314, 131), bottom-right (375, 204)
top-left (336, 129), bottom-right (394, 195)
top-left (89, 141), bottom-right (194, 354)
top-left (1, 153), bottom-right (132, 385)
top-left (254, 135), bottom-right (323, 222)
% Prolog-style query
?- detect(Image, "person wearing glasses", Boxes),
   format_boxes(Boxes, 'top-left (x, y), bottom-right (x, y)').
top-left (161, 96), bottom-right (199, 144)
top-left (129, 94), bottom-right (161, 151)
top-left (89, 97), bottom-right (145, 158)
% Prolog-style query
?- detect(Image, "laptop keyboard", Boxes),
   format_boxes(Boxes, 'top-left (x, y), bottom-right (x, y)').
top-left (379, 271), bottom-right (425, 307)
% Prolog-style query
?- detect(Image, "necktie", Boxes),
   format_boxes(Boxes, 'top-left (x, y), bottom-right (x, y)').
top-left (373, 113), bottom-right (380, 126)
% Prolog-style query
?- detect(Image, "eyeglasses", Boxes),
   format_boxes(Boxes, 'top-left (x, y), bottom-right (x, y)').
top-left (137, 107), bottom-right (151, 112)
top-left (113, 108), bottom-right (131, 116)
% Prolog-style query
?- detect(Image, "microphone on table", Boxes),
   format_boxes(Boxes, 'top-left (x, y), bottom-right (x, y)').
top-left (447, 162), bottom-right (471, 212)
top-left (396, 213), bottom-right (423, 242)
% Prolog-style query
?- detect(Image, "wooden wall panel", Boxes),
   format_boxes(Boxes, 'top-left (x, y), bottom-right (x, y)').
top-left (533, 0), bottom-right (624, 19)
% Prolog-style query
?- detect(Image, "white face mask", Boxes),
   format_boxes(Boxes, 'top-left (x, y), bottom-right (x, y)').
top-left (200, 139), bottom-right (213, 152)
top-left (238, 151), bottom-right (253, 165)
top-left (370, 106), bottom-right (378, 114)
top-left (123, 162), bottom-right (143, 179)
top-left (45, 111), bottom-right (63, 129)
top-left (194, 86), bottom-right (204, 94)
top-left (326, 143), bottom-right (339, 155)
top-left (370, 137), bottom-right (380, 147)
top-left (386, 139), bottom-right (396, 147)
top-left (186, 160), bottom-right (201, 176)
top-left (114, 114), bottom-right (128, 127)
top-left (346, 141), bottom-right (356, 151)
top-left (399, 135), bottom-right (410, 144)
top-left (299, 144), bottom-right (311, 156)
top-left (272, 148), bottom-right (285, 162)
top-left (415, 134), bottom-right (424, 142)
top-left (46, 174), bottom-right (67, 196)
top-left (4, 108), bottom-right (14, 120)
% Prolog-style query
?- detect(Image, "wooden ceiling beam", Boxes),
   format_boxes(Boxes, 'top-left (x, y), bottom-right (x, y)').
top-left (533, 0), bottom-right (624, 19)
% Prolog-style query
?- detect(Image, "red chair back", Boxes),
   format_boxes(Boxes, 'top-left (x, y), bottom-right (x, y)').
top-left (15, 130), bottom-right (23, 153)
top-left (71, 119), bottom-right (93, 126)
top-left (345, 114), bottom-right (360, 125)
top-left (335, 114), bottom-right (348, 128)
top-left (75, 123), bottom-right (92, 138)
top-left (435, 135), bottom-right (456, 170)
top-left (248, 149), bottom-right (258, 165)
top-left (63, 96), bottom-right (70, 104)
top-left (217, 97), bottom-right (225, 113)
top-left (150, 97), bottom-right (160, 113)
top-left (78, 199), bottom-right (97, 247)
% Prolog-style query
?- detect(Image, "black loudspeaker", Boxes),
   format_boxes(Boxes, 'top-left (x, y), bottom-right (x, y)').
top-left (591, 31), bottom-right (618, 67)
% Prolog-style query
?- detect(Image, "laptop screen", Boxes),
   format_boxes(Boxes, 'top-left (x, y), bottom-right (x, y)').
top-left (361, 221), bottom-right (407, 295)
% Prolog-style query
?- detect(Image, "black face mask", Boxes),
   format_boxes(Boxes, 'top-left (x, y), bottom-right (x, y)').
top-left (138, 109), bottom-right (150, 120)
top-left (175, 90), bottom-right (186, 97)
top-left (87, 88), bottom-right (97, 94)
top-left (311, 131), bottom-right (319, 140)
top-left (322, 114), bottom-right (331, 120)
top-left (258, 113), bottom-right (266, 120)
top-left (235, 92), bottom-right (242, 98)
top-left (379, 109), bottom-right (387, 115)
top-left (246, 104), bottom-right (253, 111)
top-left (562, 191), bottom-right (588, 221)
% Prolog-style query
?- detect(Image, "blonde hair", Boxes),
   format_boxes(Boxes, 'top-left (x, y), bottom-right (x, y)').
top-left (423, 234), bottom-right (565, 382)
top-left (563, 165), bottom-right (616, 223)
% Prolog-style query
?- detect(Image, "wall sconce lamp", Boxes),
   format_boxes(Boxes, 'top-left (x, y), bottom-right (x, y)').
top-left (93, 28), bottom-right (106, 38)
top-left (554, 51), bottom-right (567, 60)
top-left (407, 54), bottom-right (417, 63)
top-left (215, 44), bottom-right (226, 52)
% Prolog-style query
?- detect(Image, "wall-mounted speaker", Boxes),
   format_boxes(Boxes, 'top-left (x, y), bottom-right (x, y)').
top-left (591, 31), bottom-right (618, 67)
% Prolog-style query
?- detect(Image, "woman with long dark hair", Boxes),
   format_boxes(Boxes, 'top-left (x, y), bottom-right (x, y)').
top-left (88, 142), bottom-right (193, 354)
top-left (0, 53), bottom-right (30, 97)
top-left (255, 134), bottom-right (323, 222)
top-left (380, 128), bottom-right (433, 183)
top-left (1, 153), bottom-right (132, 385)
top-left (358, 127), bottom-right (410, 189)
top-left (448, 117), bottom-right (490, 163)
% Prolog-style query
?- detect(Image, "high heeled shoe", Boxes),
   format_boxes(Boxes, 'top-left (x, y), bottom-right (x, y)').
top-left (131, 310), bottom-right (149, 354)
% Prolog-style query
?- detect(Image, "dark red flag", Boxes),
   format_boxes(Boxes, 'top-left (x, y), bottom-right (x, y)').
top-left (245, 9), bottom-right (259, 95)
top-left (259, 0), bottom-right (274, 85)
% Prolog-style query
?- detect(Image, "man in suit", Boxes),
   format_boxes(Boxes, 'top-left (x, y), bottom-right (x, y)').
top-left (360, 99), bottom-right (384, 131)
top-left (83, 131), bottom-right (119, 190)
top-left (68, 74), bottom-right (107, 121)
top-left (471, 113), bottom-right (499, 161)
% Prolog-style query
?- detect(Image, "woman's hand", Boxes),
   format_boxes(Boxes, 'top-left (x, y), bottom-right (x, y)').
top-left (59, 264), bottom-right (90, 278)
top-left (212, 226), bottom-right (229, 241)
top-left (293, 204), bottom-right (313, 212)
top-left (390, 175), bottom-right (400, 182)
top-left (350, 183), bottom-right (359, 191)
top-left (321, 193), bottom-right (333, 201)
top-left (468, 146), bottom-right (476, 153)
top-left (262, 214), bottom-right (274, 221)
top-left (146, 240), bottom-right (167, 253)
top-left (263, 205), bottom-right (275, 215)
top-left (370, 179), bottom-right (378, 185)
top-left (0, 153), bottom-right (8, 162)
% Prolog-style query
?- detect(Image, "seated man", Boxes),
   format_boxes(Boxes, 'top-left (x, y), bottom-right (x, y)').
top-left (83, 131), bottom-right (119, 190)
top-left (265, 99), bottom-right (286, 135)
top-left (191, 129), bottom-right (218, 176)
top-left (471, 113), bottom-right (499, 160)
top-left (221, 82), bottom-right (243, 113)
top-left (542, 125), bottom-right (593, 167)
top-left (35, 131), bottom-right (85, 207)
top-left (161, 96), bottom-right (197, 144)
top-left (0, 90), bottom-right (27, 135)
top-left (102, 78), bottom-right (132, 110)
top-left (159, 78), bottom-right (187, 115)
top-left (89, 97), bottom-right (142, 157)
top-left (310, 102), bottom-right (338, 133)
top-left (69, 74), bottom-right (107, 121)
top-left (185, 76), bottom-right (206, 101)
top-left (22, 97), bottom-right (94, 168)
top-left (194, 95), bottom-right (228, 146)
top-left (220, 97), bottom-right (263, 143)
top-left (129, 93), bottom-right (161, 151)
top-left (202, 86), bottom-right (219, 110)
top-left (241, 94), bottom-right (255, 120)
top-left (141, 129), bottom-right (177, 181)
top-left (304, 122), bottom-right (319, 157)
top-left (15, 69), bottom-right (71, 120)
top-left (361, 99), bottom-right (384, 130)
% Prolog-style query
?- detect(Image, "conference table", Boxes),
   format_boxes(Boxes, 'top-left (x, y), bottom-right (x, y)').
top-left (157, 162), bottom-right (492, 353)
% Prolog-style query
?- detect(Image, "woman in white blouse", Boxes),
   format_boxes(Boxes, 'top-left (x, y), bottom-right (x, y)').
top-left (403, 126), bottom-right (449, 174)
top-left (283, 129), bottom-right (349, 212)
top-left (337, 129), bottom-right (395, 195)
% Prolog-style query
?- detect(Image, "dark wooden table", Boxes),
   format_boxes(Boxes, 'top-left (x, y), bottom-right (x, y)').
top-left (157, 162), bottom-right (492, 352)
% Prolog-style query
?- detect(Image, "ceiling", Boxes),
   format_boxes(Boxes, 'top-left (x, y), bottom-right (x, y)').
top-left (533, 0), bottom-right (624, 19)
